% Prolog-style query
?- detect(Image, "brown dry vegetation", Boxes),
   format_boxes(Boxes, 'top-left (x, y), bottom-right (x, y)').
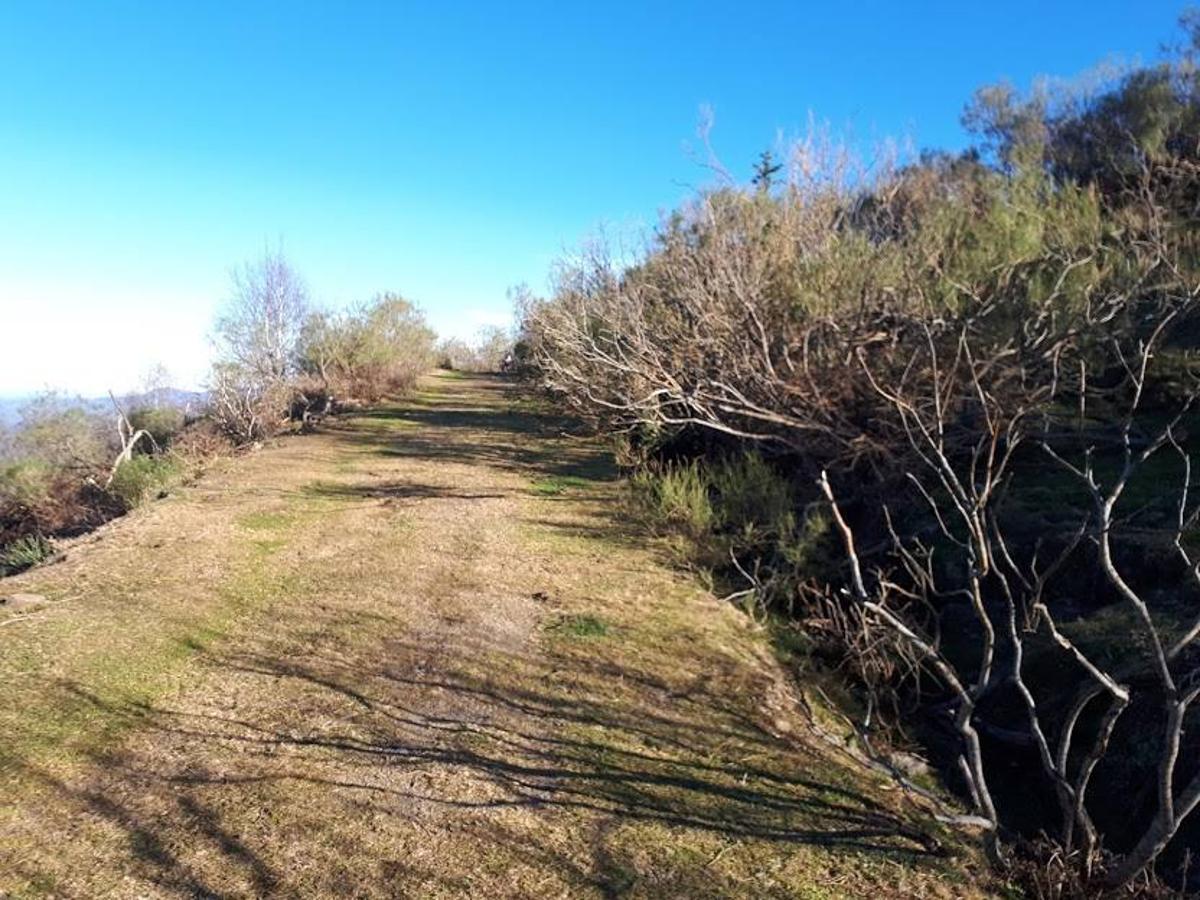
top-left (0, 373), bottom-right (994, 898)
top-left (515, 23), bottom-right (1200, 890)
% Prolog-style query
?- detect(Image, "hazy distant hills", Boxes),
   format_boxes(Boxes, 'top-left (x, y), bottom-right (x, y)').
top-left (0, 389), bottom-right (206, 427)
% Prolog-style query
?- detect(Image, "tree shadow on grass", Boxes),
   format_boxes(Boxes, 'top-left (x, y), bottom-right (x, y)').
top-left (12, 760), bottom-right (267, 900)
top-left (6, 374), bottom-right (966, 897)
top-left (325, 375), bottom-right (619, 487)
top-left (300, 480), bottom-right (511, 504)
top-left (20, 623), bottom-right (957, 896)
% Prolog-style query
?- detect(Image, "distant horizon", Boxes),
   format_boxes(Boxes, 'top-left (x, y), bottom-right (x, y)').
top-left (0, 1), bottom-right (1188, 396)
top-left (0, 386), bottom-right (208, 400)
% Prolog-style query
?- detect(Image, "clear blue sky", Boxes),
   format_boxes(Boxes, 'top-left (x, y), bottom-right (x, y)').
top-left (0, 1), bottom-right (1187, 395)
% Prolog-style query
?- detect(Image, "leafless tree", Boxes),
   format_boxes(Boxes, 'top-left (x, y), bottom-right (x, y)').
top-left (214, 248), bottom-right (309, 384)
top-left (208, 249), bottom-right (309, 443)
top-left (520, 144), bottom-right (1200, 887)
top-left (818, 293), bottom-right (1200, 884)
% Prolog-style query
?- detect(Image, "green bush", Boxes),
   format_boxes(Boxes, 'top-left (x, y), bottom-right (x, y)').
top-left (710, 453), bottom-right (795, 540)
top-left (14, 395), bottom-right (108, 473)
top-left (0, 533), bottom-right (53, 576)
top-left (0, 459), bottom-right (55, 508)
top-left (127, 406), bottom-right (186, 448)
top-left (631, 461), bottom-right (715, 538)
top-left (776, 506), bottom-right (835, 575)
top-left (298, 293), bottom-right (436, 400)
top-left (632, 453), bottom-right (798, 544)
top-left (629, 453), bottom-right (833, 601)
top-left (107, 455), bottom-right (180, 510)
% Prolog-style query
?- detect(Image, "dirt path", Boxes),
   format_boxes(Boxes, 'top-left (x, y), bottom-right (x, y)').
top-left (0, 374), bottom-right (989, 899)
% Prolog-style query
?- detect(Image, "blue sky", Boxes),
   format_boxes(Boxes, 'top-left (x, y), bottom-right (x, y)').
top-left (0, 1), bottom-right (1187, 395)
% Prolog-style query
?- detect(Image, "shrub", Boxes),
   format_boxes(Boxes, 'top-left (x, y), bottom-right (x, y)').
top-left (0, 459), bottom-right (55, 509)
top-left (207, 362), bottom-right (289, 444)
top-left (127, 406), bottom-right (186, 448)
top-left (214, 248), bottom-right (308, 385)
top-left (471, 325), bottom-right (512, 372)
top-left (631, 461), bottom-right (714, 538)
top-left (168, 417), bottom-right (234, 462)
top-left (208, 250), bottom-right (309, 445)
top-left (0, 533), bottom-right (53, 576)
top-left (523, 19), bottom-right (1200, 889)
top-left (709, 453), bottom-right (794, 541)
top-left (435, 327), bottom-right (513, 373)
top-left (107, 455), bottom-right (180, 510)
top-left (631, 453), bottom-right (797, 547)
top-left (436, 337), bottom-right (473, 370)
top-left (14, 395), bottom-right (109, 474)
top-left (298, 293), bottom-right (436, 401)
top-left (0, 458), bottom-right (96, 537)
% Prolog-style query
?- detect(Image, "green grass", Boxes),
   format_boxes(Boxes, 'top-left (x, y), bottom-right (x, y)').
top-left (236, 510), bottom-right (294, 531)
top-left (550, 613), bottom-right (611, 638)
top-left (1, 561), bottom-right (300, 771)
top-left (252, 537), bottom-right (288, 556)
top-left (530, 475), bottom-right (594, 496)
top-left (0, 476), bottom-right (322, 774)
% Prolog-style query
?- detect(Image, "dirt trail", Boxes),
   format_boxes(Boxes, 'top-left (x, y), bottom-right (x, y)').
top-left (0, 374), bottom-right (988, 898)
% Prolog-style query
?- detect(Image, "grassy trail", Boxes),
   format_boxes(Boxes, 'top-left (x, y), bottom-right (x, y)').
top-left (0, 373), bottom-right (989, 898)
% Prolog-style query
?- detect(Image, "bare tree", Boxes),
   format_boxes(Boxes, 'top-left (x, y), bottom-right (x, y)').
top-left (208, 249), bottom-right (309, 443)
top-left (214, 248), bottom-right (308, 382)
top-left (520, 138), bottom-right (1200, 887)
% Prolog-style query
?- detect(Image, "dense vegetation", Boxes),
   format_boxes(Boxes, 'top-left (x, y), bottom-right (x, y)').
top-left (519, 18), bottom-right (1200, 895)
top-left (0, 387), bottom-right (192, 575)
